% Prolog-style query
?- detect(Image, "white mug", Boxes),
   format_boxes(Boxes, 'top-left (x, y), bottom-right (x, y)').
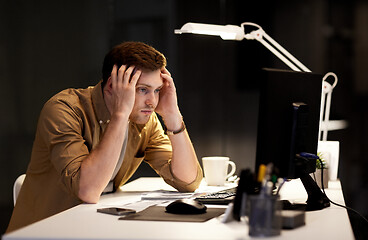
top-left (202, 156), bottom-right (236, 186)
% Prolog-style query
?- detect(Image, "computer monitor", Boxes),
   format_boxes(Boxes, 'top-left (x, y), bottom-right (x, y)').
top-left (255, 68), bottom-right (330, 211)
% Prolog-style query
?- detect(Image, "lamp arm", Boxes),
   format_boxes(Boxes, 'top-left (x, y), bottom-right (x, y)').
top-left (319, 72), bottom-right (338, 141)
top-left (242, 23), bottom-right (344, 140)
top-left (242, 22), bottom-right (311, 72)
top-left (257, 37), bottom-right (303, 72)
top-left (241, 23), bottom-right (342, 139)
top-left (262, 32), bottom-right (311, 72)
top-left (322, 91), bottom-right (333, 141)
top-left (318, 90), bottom-right (326, 141)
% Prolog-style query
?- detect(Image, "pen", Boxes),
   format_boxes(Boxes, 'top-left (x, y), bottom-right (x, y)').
top-left (265, 163), bottom-right (274, 182)
top-left (257, 164), bottom-right (267, 183)
top-left (265, 181), bottom-right (273, 195)
top-left (275, 178), bottom-right (286, 196)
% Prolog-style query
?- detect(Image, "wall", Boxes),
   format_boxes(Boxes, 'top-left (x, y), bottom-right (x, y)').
top-left (1, 0), bottom-right (368, 238)
top-left (0, 0), bottom-right (111, 233)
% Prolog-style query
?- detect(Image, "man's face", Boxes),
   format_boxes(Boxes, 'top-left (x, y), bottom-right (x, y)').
top-left (129, 69), bottom-right (163, 124)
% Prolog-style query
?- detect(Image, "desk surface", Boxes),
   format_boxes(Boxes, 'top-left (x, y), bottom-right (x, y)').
top-left (3, 178), bottom-right (355, 240)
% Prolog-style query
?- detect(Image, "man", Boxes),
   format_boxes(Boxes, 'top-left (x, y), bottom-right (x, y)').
top-left (7, 42), bottom-right (203, 232)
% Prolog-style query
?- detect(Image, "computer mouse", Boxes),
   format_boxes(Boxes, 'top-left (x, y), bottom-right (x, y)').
top-left (165, 199), bottom-right (207, 214)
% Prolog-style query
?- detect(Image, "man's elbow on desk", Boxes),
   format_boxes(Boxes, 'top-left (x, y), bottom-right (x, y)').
top-left (170, 169), bottom-right (203, 193)
top-left (78, 186), bottom-right (101, 204)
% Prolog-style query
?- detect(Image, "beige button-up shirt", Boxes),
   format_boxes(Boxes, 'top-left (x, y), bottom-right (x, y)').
top-left (7, 81), bottom-right (202, 233)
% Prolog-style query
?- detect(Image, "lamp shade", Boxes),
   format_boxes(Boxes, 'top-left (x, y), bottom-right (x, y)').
top-left (174, 22), bottom-right (244, 41)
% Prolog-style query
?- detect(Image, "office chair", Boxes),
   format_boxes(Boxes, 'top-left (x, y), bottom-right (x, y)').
top-left (13, 174), bottom-right (26, 206)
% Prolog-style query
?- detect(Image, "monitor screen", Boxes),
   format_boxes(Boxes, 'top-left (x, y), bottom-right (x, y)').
top-left (255, 68), bottom-right (323, 179)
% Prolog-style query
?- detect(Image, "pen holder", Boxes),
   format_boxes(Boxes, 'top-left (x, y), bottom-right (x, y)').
top-left (248, 194), bottom-right (282, 237)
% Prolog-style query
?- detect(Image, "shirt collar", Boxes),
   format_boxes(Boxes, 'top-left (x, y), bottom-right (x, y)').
top-left (91, 81), bottom-right (111, 125)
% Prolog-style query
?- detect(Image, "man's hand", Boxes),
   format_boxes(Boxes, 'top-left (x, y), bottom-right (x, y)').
top-left (156, 68), bottom-right (182, 129)
top-left (79, 65), bottom-right (141, 203)
top-left (106, 65), bottom-right (142, 118)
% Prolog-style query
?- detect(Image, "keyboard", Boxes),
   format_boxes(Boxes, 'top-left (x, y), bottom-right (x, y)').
top-left (195, 187), bottom-right (237, 205)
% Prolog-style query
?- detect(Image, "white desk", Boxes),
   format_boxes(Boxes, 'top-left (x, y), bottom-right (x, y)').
top-left (3, 178), bottom-right (355, 240)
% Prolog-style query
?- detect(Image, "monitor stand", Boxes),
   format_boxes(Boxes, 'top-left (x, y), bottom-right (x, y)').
top-left (282, 173), bottom-right (330, 211)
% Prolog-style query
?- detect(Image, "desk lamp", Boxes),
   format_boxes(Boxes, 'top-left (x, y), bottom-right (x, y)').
top-left (175, 22), bottom-right (345, 140)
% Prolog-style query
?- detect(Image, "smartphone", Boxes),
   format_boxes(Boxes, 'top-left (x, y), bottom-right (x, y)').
top-left (97, 207), bottom-right (136, 216)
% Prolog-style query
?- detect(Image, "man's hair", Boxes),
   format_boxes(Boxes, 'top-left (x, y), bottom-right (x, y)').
top-left (101, 41), bottom-right (167, 88)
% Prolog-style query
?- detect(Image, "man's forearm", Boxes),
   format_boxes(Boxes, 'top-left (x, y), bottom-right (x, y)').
top-left (157, 69), bottom-right (200, 184)
top-left (78, 113), bottom-right (129, 203)
top-left (168, 129), bottom-right (199, 184)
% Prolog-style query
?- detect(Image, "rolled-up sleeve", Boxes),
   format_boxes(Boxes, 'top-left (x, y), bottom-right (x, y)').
top-left (38, 99), bottom-right (89, 198)
top-left (144, 115), bottom-right (203, 192)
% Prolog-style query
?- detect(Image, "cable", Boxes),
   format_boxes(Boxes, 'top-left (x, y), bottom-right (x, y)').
top-left (318, 159), bottom-right (368, 224)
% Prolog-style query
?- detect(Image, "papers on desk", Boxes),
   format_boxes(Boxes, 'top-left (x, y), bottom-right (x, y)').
top-left (140, 181), bottom-right (238, 201)
top-left (98, 190), bottom-right (197, 214)
top-left (99, 199), bottom-right (167, 212)
top-left (141, 190), bottom-right (196, 200)
top-left (122, 200), bottom-right (165, 212)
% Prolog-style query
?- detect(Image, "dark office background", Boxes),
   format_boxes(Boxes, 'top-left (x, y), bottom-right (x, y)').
top-left (1, 0), bottom-right (367, 239)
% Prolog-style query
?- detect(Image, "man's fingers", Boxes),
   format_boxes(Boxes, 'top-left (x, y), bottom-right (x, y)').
top-left (161, 67), bottom-right (171, 76)
top-left (161, 68), bottom-right (173, 84)
top-left (120, 65), bottom-right (136, 84)
top-left (110, 65), bottom-right (123, 91)
top-left (130, 69), bottom-right (142, 86)
top-left (111, 64), bottom-right (118, 75)
top-left (112, 65), bottom-right (140, 91)
top-left (161, 71), bottom-right (175, 89)
top-left (117, 65), bottom-right (128, 85)
top-left (111, 65), bottom-right (118, 85)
